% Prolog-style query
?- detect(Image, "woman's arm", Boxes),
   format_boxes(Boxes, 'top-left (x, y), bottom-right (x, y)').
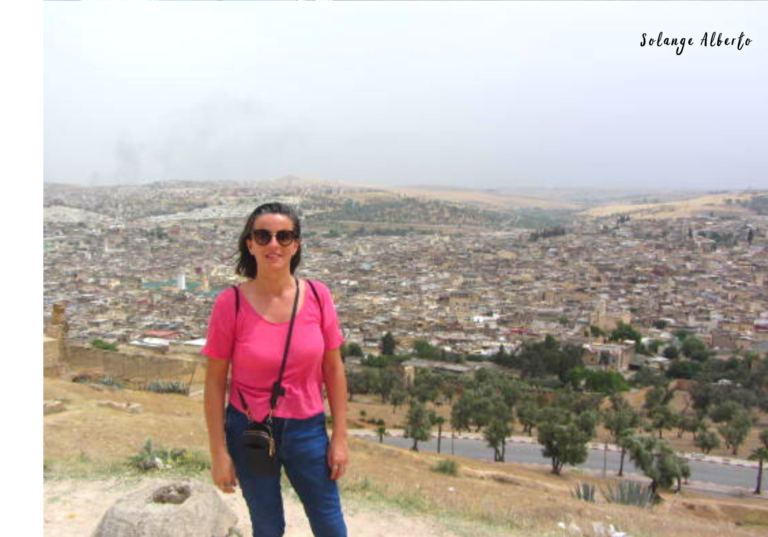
top-left (322, 348), bottom-right (348, 480)
top-left (204, 358), bottom-right (238, 492)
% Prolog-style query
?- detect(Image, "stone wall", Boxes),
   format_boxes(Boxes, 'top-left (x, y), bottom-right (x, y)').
top-left (61, 343), bottom-right (204, 387)
top-left (44, 335), bottom-right (61, 378)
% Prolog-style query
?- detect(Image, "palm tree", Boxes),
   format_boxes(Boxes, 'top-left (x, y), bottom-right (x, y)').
top-left (433, 416), bottom-right (445, 454)
top-left (376, 424), bottom-right (387, 444)
top-left (748, 430), bottom-right (768, 495)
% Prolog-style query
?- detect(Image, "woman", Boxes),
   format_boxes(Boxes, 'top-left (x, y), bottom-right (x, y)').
top-left (203, 202), bottom-right (348, 537)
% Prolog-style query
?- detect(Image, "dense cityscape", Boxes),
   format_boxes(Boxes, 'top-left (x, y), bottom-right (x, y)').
top-left (44, 180), bottom-right (768, 373)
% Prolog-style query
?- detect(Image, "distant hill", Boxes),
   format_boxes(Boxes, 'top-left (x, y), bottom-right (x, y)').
top-left (355, 184), bottom-right (580, 211)
top-left (581, 192), bottom-right (763, 220)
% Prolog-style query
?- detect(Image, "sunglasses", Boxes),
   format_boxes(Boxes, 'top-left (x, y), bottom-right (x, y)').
top-left (250, 229), bottom-right (299, 247)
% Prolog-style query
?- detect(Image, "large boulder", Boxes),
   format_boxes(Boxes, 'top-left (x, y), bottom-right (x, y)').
top-left (92, 480), bottom-right (237, 537)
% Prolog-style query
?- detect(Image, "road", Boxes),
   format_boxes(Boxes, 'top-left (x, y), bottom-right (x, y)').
top-left (355, 431), bottom-right (763, 495)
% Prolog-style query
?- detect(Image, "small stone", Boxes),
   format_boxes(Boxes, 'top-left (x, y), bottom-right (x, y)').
top-left (44, 400), bottom-right (67, 415)
top-left (568, 521), bottom-right (582, 535)
top-left (97, 401), bottom-right (142, 414)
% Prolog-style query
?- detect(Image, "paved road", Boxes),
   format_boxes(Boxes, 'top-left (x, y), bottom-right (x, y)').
top-left (356, 432), bottom-right (763, 494)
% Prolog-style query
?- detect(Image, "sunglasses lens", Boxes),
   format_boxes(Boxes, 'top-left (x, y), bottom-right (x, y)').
top-left (252, 230), bottom-right (271, 245)
top-left (276, 231), bottom-right (295, 246)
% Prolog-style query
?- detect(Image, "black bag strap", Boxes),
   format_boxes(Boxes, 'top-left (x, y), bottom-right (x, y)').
top-left (232, 278), bottom-right (300, 423)
top-left (306, 279), bottom-right (323, 327)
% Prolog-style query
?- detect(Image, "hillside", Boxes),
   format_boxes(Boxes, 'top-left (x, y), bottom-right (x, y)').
top-left (43, 378), bottom-right (768, 536)
top-left (580, 192), bottom-right (759, 220)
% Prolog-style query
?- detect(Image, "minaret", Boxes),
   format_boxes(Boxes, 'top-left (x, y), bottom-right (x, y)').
top-left (177, 268), bottom-right (186, 291)
top-left (201, 269), bottom-right (210, 292)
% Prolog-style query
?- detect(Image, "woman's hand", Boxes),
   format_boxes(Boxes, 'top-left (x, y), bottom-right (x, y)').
top-left (327, 435), bottom-right (349, 481)
top-left (211, 451), bottom-right (238, 493)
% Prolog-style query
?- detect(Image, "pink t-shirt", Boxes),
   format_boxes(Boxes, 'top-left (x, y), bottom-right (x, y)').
top-left (201, 280), bottom-right (344, 420)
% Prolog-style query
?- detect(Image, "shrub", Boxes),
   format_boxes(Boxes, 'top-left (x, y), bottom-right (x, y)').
top-left (571, 482), bottom-right (597, 502)
top-left (602, 480), bottom-right (654, 508)
top-left (146, 381), bottom-right (188, 395)
top-left (91, 339), bottom-right (119, 351)
top-left (431, 459), bottom-right (458, 476)
top-left (126, 439), bottom-right (210, 473)
top-left (98, 375), bottom-right (125, 389)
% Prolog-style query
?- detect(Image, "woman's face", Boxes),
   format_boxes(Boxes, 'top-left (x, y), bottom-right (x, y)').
top-left (247, 213), bottom-right (300, 274)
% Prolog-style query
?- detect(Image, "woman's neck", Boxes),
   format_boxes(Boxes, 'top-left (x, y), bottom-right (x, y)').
top-left (252, 271), bottom-right (296, 296)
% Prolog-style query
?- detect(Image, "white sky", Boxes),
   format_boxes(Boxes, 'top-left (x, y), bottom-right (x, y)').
top-left (44, 3), bottom-right (768, 190)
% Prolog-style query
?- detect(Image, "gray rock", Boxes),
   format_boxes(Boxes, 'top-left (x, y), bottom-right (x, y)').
top-left (44, 400), bottom-right (68, 415)
top-left (97, 401), bottom-right (142, 414)
top-left (91, 480), bottom-right (237, 537)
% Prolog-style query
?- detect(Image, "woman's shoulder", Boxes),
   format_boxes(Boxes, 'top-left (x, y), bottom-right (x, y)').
top-left (304, 279), bottom-right (333, 301)
top-left (213, 285), bottom-right (239, 309)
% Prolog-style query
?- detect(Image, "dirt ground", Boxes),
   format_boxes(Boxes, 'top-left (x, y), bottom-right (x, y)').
top-left (43, 476), bottom-right (468, 537)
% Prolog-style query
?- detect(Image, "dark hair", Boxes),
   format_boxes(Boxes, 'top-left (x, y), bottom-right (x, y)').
top-left (235, 202), bottom-right (302, 278)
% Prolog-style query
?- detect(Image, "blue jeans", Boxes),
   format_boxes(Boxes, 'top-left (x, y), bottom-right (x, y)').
top-left (225, 404), bottom-right (347, 537)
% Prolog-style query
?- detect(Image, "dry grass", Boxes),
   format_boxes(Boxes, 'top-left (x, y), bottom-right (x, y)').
top-left (344, 183), bottom-right (578, 210)
top-left (44, 378), bottom-right (768, 536)
top-left (343, 437), bottom-right (768, 536)
top-left (580, 193), bottom-right (756, 220)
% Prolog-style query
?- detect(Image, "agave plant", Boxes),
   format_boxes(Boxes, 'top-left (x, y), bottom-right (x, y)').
top-left (571, 482), bottom-right (597, 502)
top-left (602, 480), bottom-right (654, 508)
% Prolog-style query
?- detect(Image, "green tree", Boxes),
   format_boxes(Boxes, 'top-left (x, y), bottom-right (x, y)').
top-left (516, 400), bottom-right (539, 436)
top-left (709, 401), bottom-right (741, 424)
top-left (748, 429), bottom-right (768, 494)
top-left (411, 368), bottom-right (442, 403)
top-left (653, 320), bottom-right (669, 330)
top-left (575, 410), bottom-right (600, 438)
top-left (648, 406), bottom-right (675, 439)
top-left (673, 414), bottom-right (702, 439)
top-left (603, 401), bottom-right (644, 477)
top-left (681, 337), bottom-right (710, 362)
top-left (381, 332), bottom-right (396, 356)
top-left (610, 321), bottom-right (642, 344)
top-left (589, 325), bottom-right (605, 338)
top-left (662, 346), bottom-right (680, 360)
top-left (412, 339), bottom-right (439, 359)
top-left (718, 409), bottom-right (753, 455)
top-left (450, 394), bottom-right (473, 433)
top-left (484, 415), bottom-right (514, 462)
top-left (694, 429), bottom-right (720, 454)
top-left (346, 371), bottom-right (368, 402)
top-left (404, 400), bottom-right (432, 452)
top-left (346, 342), bottom-right (364, 357)
top-left (376, 368), bottom-right (401, 404)
top-left (536, 407), bottom-right (590, 475)
top-left (647, 339), bottom-right (664, 354)
top-left (584, 370), bottom-right (630, 395)
top-left (625, 434), bottom-right (689, 501)
top-left (389, 386), bottom-right (407, 414)
top-left (665, 359), bottom-right (702, 380)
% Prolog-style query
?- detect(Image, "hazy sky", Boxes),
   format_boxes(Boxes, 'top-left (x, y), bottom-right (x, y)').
top-left (44, 3), bottom-right (768, 191)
